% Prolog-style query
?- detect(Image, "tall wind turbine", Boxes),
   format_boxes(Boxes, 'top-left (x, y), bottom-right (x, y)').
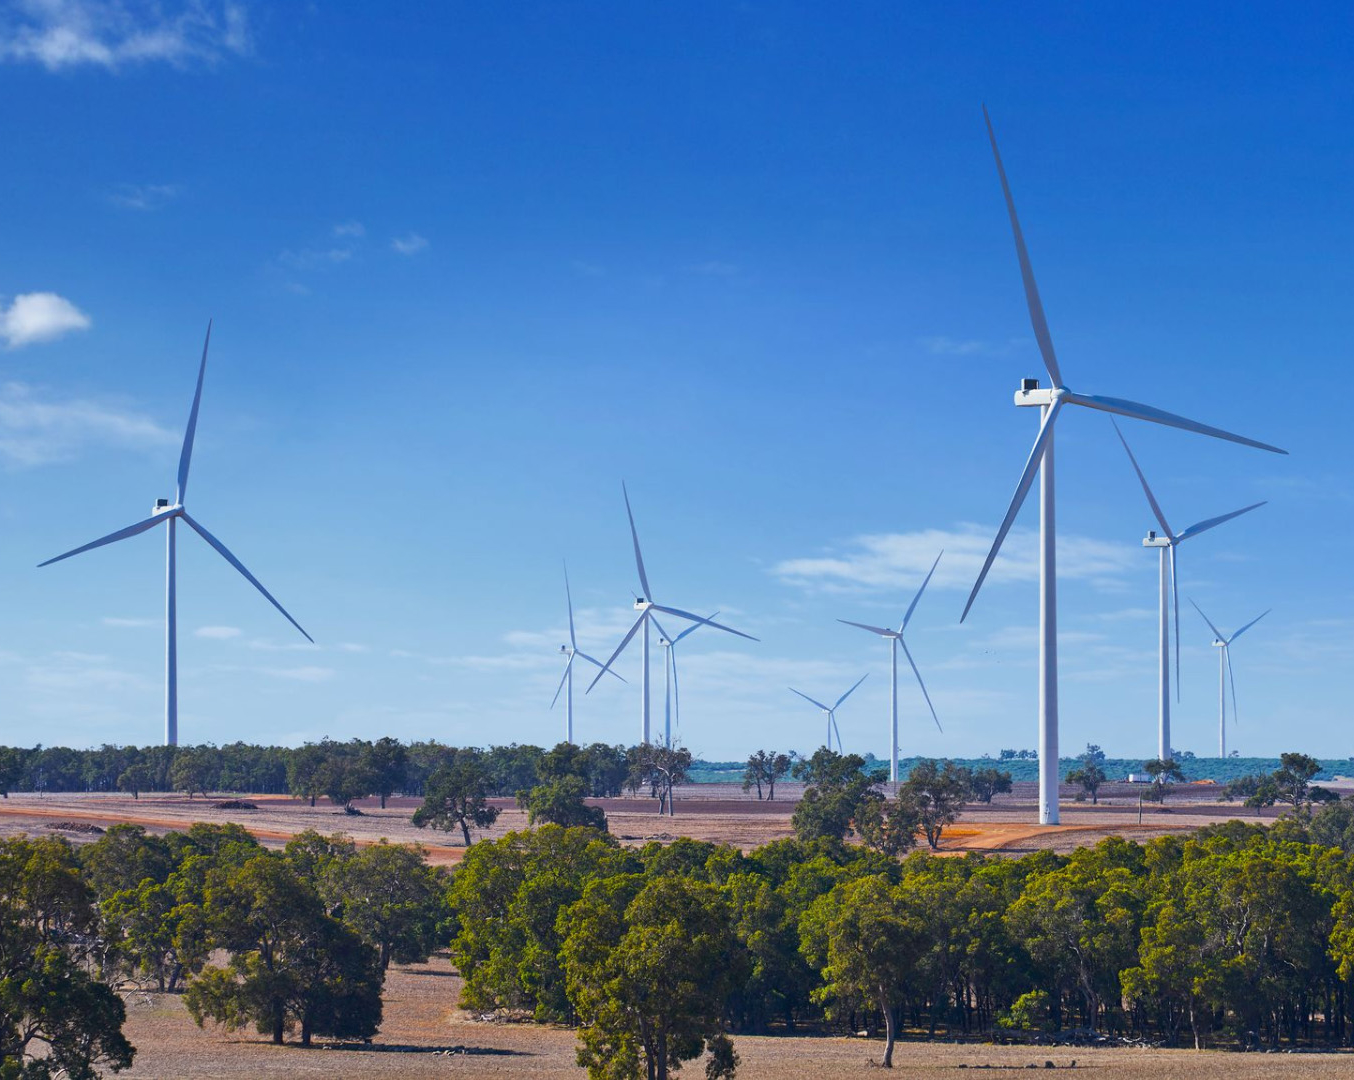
top-left (1190, 600), bottom-right (1269, 759)
top-left (964, 108), bottom-right (1287, 825)
top-left (839, 550), bottom-right (944, 783)
top-left (788, 675), bottom-right (868, 753)
top-left (587, 484), bottom-right (757, 743)
top-left (40, 324), bottom-right (312, 746)
top-left (652, 612), bottom-right (717, 747)
top-left (552, 562), bottom-right (623, 744)
top-left (1113, 421), bottom-right (1264, 761)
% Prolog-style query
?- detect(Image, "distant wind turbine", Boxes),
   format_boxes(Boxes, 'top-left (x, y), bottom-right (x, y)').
top-left (39, 323), bottom-right (312, 747)
top-left (652, 612), bottom-right (717, 747)
top-left (552, 562), bottom-right (623, 744)
top-left (838, 550), bottom-right (944, 783)
top-left (1190, 600), bottom-right (1269, 759)
top-left (587, 484), bottom-right (757, 744)
top-left (962, 107), bottom-right (1287, 825)
top-left (788, 675), bottom-right (868, 753)
top-left (1113, 421), bottom-right (1264, 761)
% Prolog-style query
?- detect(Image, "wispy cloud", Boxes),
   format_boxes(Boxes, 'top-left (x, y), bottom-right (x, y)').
top-left (265, 665), bottom-right (335, 683)
top-left (1, 293), bottom-right (91, 348)
top-left (0, 0), bottom-right (251, 72)
top-left (195, 625), bottom-right (241, 639)
top-left (390, 232), bottom-right (428, 256)
top-left (108, 182), bottom-right (180, 210)
top-left (0, 382), bottom-right (174, 467)
top-left (773, 525), bottom-right (1137, 596)
top-left (918, 336), bottom-right (1024, 358)
top-left (333, 220), bottom-right (365, 239)
top-left (277, 247), bottom-right (353, 271)
top-left (102, 616), bottom-right (158, 628)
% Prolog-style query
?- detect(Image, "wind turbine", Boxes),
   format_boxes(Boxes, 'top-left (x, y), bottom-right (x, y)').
top-left (1113, 421), bottom-right (1264, 761)
top-left (652, 612), bottom-right (717, 747)
top-left (962, 108), bottom-right (1287, 825)
top-left (788, 675), bottom-right (868, 753)
top-left (552, 562), bottom-right (623, 744)
top-left (39, 323), bottom-right (312, 747)
top-left (1190, 600), bottom-right (1269, 759)
top-left (838, 550), bottom-right (944, 783)
top-left (587, 484), bottom-right (757, 743)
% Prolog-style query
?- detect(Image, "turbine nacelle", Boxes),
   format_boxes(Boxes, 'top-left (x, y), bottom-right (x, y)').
top-left (1014, 381), bottom-right (1060, 407)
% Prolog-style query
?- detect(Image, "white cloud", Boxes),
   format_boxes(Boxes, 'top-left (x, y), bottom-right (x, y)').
top-left (0, 381), bottom-right (174, 467)
top-left (772, 525), bottom-right (1137, 596)
top-left (108, 182), bottom-right (179, 210)
top-left (0, 0), bottom-right (251, 71)
top-left (0, 292), bottom-right (91, 348)
top-left (390, 233), bottom-right (428, 256)
top-left (266, 666), bottom-right (334, 683)
top-left (102, 616), bottom-right (158, 628)
top-left (336, 642), bottom-right (368, 653)
top-left (333, 221), bottom-right (365, 239)
top-left (195, 625), bottom-right (241, 639)
top-left (277, 247), bottom-right (353, 271)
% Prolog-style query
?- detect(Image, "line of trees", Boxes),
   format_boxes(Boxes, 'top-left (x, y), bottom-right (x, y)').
top-left (447, 801), bottom-right (1354, 1076)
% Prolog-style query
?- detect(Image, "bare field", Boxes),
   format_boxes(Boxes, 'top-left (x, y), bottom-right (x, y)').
top-left (0, 784), bottom-right (1278, 861)
top-left (115, 957), bottom-right (1354, 1078)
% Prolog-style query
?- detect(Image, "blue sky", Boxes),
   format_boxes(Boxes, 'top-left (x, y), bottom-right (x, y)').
top-left (1, 1), bottom-right (1351, 761)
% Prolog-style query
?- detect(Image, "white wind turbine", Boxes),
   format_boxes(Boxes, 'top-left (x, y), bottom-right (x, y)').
top-left (838, 550), bottom-right (944, 783)
top-left (788, 675), bottom-right (869, 753)
top-left (1190, 600), bottom-right (1269, 759)
top-left (963, 108), bottom-right (1287, 825)
top-left (40, 324), bottom-right (312, 746)
top-left (587, 483), bottom-right (757, 743)
top-left (652, 612), bottom-right (717, 747)
top-left (1113, 421), bottom-right (1264, 761)
top-left (552, 562), bottom-right (624, 744)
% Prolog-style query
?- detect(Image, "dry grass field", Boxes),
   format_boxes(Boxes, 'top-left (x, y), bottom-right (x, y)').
top-left (113, 956), bottom-right (1354, 1079)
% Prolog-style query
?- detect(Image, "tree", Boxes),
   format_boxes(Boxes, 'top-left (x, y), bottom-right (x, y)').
top-left (1144, 758), bottom-right (1186, 805)
top-left (517, 775), bottom-right (607, 830)
top-left (315, 755), bottom-right (376, 811)
top-left (1266, 753), bottom-right (1337, 816)
top-left (361, 736), bottom-right (408, 809)
top-left (169, 746), bottom-right (219, 799)
top-left (562, 874), bottom-right (745, 1080)
top-left (116, 763), bottom-right (153, 800)
top-left (628, 744), bottom-right (693, 817)
top-left (789, 749), bottom-right (886, 843)
top-left (411, 751), bottom-right (500, 845)
top-left (968, 766), bottom-right (1013, 805)
top-left (323, 841), bottom-right (445, 971)
top-left (1310, 799), bottom-right (1354, 853)
top-left (1066, 744), bottom-right (1108, 805)
top-left (285, 742), bottom-right (331, 807)
top-left (898, 758), bottom-right (969, 850)
top-left (855, 795), bottom-right (920, 856)
top-left (185, 852), bottom-right (382, 1047)
top-left (742, 751), bottom-right (791, 801)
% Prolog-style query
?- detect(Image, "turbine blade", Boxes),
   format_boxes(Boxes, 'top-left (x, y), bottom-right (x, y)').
top-left (1228, 609), bottom-right (1270, 644)
top-left (180, 511), bottom-right (313, 643)
top-left (982, 106), bottom-right (1063, 387)
top-left (1175, 502), bottom-right (1266, 543)
top-left (837, 618), bottom-right (895, 638)
top-left (671, 649), bottom-right (681, 732)
top-left (1188, 598), bottom-right (1226, 643)
top-left (176, 321), bottom-right (212, 504)
top-left (574, 651), bottom-right (627, 683)
top-left (622, 482), bottom-right (653, 600)
top-left (564, 561), bottom-right (578, 649)
top-left (1225, 646), bottom-right (1240, 727)
top-left (585, 611), bottom-right (645, 693)
top-left (550, 654), bottom-right (574, 709)
top-left (38, 511), bottom-right (171, 567)
top-left (1065, 392), bottom-right (1286, 455)
top-left (834, 672), bottom-right (869, 710)
top-left (789, 687), bottom-right (831, 713)
top-left (901, 549), bottom-right (943, 631)
top-left (831, 714), bottom-right (844, 753)
top-left (900, 638), bottom-right (943, 734)
top-left (961, 398), bottom-right (1063, 622)
top-left (1171, 544), bottom-right (1181, 704)
top-left (650, 615), bottom-right (672, 643)
top-left (649, 604), bottom-right (758, 642)
top-left (1111, 419), bottom-right (1173, 539)
top-left (673, 612), bottom-right (718, 644)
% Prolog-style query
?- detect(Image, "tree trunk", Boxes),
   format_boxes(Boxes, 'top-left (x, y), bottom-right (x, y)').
top-left (380, 793), bottom-right (387, 809)
top-left (881, 998), bottom-right (896, 1068)
top-left (301, 1013), bottom-right (312, 1048)
top-left (460, 818), bottom-right (472, 845)
top-left (272, 1007), bottom-right (285, 1044)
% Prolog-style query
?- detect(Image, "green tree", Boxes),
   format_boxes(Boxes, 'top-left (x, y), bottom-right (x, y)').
top-left (517, 775), bottom-right (607, 830)
top-left (898, 758), bottom-right (970, 850)
top-left (742, 751), bottom-right (791, 801)
top-left (790, 750), bottom-right (885, 843)
top-left (285, 742), bottom-right (331, 807)
top-left (628, 744), bottom-right (693, 816)
top-left (562, 874), bottom-right (745, 1080)
top-left (360, 736), bottom-right (408, 809)
top-left (967, 765), bottom-right (1013, 805)
top-left (324, 841), bottom-right (445, 970)
top-left (316, 754), bottom-right (376, 811)
top-left (116, 763), bottom-right (153, 800)
top-left (411, 751), bottom-right (500, 845)
top-left (169, 746), bottom-right (219, 799)
top-left (1066, 744), bottom-right (1108, 805)
top-left (1144, 758), bottom-right (1186, 805)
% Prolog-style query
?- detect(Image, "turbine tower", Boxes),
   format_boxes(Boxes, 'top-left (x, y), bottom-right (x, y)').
top-left (40, 323), bottom-right (312, 746)
top-left (1190, 600), bottom-right (1269, 758)
top-left (963, 108), bottom-right (1287, 825)
top-left (552, 562), bottom-right (622, 744)
top-left (1113, 421), bottom-right (1264, 761)
top-left (587, 483), bottom-right (756, 743)
top-left (652, 612), bottom-right (716, 747)
top-left (839, 550), bottom-right (944, 783)
top-left (788, 675), bottom-right (868, 753)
